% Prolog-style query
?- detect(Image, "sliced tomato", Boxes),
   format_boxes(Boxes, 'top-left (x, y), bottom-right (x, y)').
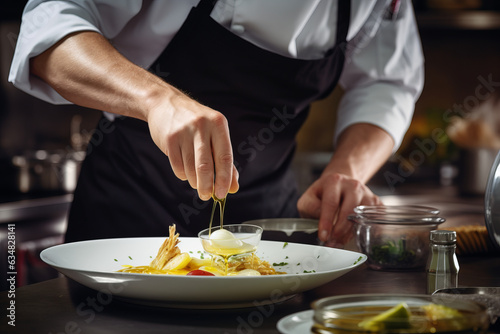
top-left (186, 269), bottom-right (215, 276)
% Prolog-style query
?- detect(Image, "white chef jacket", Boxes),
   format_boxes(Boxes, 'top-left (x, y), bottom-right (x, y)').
top-left (8, 0), bottom-right (424, 151)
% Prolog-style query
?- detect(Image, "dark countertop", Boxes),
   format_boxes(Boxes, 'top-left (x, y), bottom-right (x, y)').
top-left (1, 255), bottom-right (499, 334)
top-left (1, 185), bottom-right (499, 333)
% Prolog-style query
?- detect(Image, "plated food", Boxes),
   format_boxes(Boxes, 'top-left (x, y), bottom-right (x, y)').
top-left (117, 224), bottom-right (283, 276)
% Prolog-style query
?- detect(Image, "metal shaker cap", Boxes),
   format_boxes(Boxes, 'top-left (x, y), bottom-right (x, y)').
top-left (430, 230), bottom-right (456, 244)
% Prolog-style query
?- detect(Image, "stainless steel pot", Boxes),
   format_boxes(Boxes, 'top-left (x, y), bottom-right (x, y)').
top-left (11, 149), bottom-right (85, 193)
top-left (458, 148), bottom-right (499, 196)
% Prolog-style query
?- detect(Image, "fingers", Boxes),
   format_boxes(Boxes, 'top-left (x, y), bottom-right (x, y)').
top-left (301, 173), bottom-right (381, 248)
top-left (327, 181), bottom-right (381, 247)
top-left (317, 175), bottom-right (342, 243)
top-left (193, 132), bottom-right (215, 201)
top-left (166, 143), bottom-right (187, 181)
top-left (161, 108), bottom-right (238, 201)
top-left (228, 165), bottom-right (240, 194)
top-left (297, 186), bottom-right (321, 219)
top-left (211, 115), bottom-right (236, 199)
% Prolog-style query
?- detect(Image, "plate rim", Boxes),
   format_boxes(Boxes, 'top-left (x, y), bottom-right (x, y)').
top-left (40, 237), bottom-right (367, 277)
top-left (276, 309), bottom-right (314, 334)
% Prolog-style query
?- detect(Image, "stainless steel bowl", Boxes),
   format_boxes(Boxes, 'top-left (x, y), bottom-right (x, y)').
top-left (242, 218), bottom-right (319, 245)
top-left (433, 287), bottom-right (500, 330)
top-left (484, 150), bottom-right (500, 252)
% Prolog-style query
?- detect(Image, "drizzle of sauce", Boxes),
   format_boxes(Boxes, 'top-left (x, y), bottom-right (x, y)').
top-left (206, 194), bottom-right (256, 275)
top-left (208, 194), bottom-right (226, 236)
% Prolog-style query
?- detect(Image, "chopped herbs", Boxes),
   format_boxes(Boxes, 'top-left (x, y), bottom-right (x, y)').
top-left (303, 270), bottom-right (316, 273)
top-left (285, 256), bottom-right (289, 259)
top-left (353, 256), bottom-right (363, 265)
top-left (296, 263), bottom-right (301, 266)
top-left (283, 242), bottom-right (288, 249)
top-left (370, 239), bottom-right (416, 266)
top-left (128, 256), bottom-right (133, 260)
top-left (273, 262), bottom-right (288, 266)
top-left (114, 259), bottom-right (118, 262)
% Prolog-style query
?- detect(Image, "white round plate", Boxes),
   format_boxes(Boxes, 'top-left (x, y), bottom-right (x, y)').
top-left (277, 310), bottom-right (314, 334)
top-left (41, 238), bottom-right (366, 308)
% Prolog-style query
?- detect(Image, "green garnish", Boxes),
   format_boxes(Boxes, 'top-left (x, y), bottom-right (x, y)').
top-left (353, 256), bottom-right (363, 265)
top-left (359, 302), bottom-right (411, 331)
top-left (283, 242), bottom-right (288, 249)
top-left (114, 259), bottom-right (118, 262)
top-left (371, 239), bottom-right (416, 266)
top-left (128, 256), bottom-right (133, 260)
top-left (273, 262), bottom-right (288, 266)
top-left (303, 270), bottom-right (316, 273)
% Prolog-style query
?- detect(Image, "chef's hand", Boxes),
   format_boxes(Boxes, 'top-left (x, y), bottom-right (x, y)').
top-left (296, 123), bottom-right (394, 248)
top-left (146, 88), bottom-right (239, 201)
top-left (298, 172), bottom-right (381, 247)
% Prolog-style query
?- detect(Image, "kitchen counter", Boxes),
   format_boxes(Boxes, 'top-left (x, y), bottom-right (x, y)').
top-left (1, 255), bottom-right (499, 334)
top-left (1, 187), bottom-right (499, 333)
top-left (0, 194), bottom-right (72, 289)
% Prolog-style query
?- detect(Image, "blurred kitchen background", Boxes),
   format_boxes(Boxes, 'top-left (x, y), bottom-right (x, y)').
top-left (1, 0), bottom-right (500, 289)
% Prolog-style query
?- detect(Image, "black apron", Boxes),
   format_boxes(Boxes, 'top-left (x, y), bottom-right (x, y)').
top-left (66, 0), bottom-right (351, 242)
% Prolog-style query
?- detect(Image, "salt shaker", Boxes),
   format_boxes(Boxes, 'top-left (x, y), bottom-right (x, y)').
top-left (426, 230), bottom-right (459, 294)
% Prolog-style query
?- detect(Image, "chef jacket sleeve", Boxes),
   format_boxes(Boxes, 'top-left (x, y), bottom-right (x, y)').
top-left (8, 0), bottom-right (143, 104)
top-left (336, 0), bottom-right (424, 152)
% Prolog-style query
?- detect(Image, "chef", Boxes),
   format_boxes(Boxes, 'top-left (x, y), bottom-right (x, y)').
top-left (9, 0), bottom-right (424, 247)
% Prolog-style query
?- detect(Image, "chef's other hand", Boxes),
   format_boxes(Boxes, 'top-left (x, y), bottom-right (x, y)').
top-left (147, 88), bottom-right (239, 201)
top-left (297, 172), bottom-right (381, 248)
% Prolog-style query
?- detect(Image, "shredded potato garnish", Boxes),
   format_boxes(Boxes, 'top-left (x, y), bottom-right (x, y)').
top-left (150, 224), bottom-right (181, 270)
top-left (223, 254), bottom-right (286, 275)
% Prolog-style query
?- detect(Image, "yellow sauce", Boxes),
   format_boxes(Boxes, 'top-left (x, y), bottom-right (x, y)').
top-left (202, 244), bottom-right (257, 257)
top-left (118, 265), bottom-right (191, 275)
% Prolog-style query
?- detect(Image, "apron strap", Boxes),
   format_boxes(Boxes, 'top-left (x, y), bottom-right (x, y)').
top-left (197, 0), bottom-right (217, 15)
top-left (336, 0), bottom-right (351, 44)
top-left (323, 0), bottom-right (351, 57)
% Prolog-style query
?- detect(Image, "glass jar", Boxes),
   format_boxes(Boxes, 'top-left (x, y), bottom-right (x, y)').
top-left (348, 206), bottom-right (446, 271)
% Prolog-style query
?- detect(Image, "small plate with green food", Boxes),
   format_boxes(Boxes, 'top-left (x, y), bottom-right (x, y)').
top-left (278, 294), bottom-right (490, 333)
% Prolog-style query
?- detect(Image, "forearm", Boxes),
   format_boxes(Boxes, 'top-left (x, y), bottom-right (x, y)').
top-left (323, 123), bottom-right (394, 183)
top-left (30, 30), bottom-right (238, 200)
top-left (30, 31), bottom-right (176, 121)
